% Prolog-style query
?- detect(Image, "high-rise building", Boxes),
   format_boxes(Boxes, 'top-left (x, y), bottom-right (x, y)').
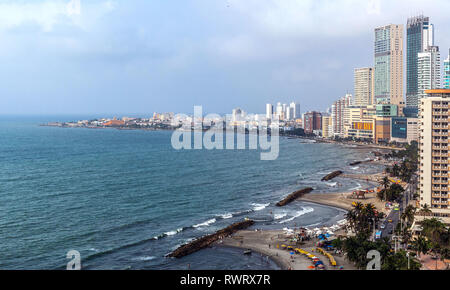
top-left (354, 67), bottom-right (375, 106)
top-left (418, 89), bottom-right (450, 225)
top-left (374, 24), bottom-right (404, 105)
top-left (331, 94), bottom-right (352, 137)
top-left (290, 102), bottom-right (301, 119)
top-left (286, 106), bottom-right (294, 120)
top-left (303, 111), bottom-right (322, 135)
top-left (444, 50), bottom-right (450, 89)
top-left (322, 115), bottom-right (333, 138)
top-left (276, 102), bottom-right (284, 120)
top-left (418, 46), bottom-right (441, 101)
top-left (266, 104), bottom-right (273, 120)
top-left (406, 16), bottom-right (434, 107)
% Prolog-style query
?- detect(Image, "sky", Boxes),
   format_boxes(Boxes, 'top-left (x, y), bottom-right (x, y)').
top-left (0, 0), bottom-right (450, 116)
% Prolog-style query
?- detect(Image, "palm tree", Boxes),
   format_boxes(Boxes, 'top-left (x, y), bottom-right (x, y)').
top-left (411, 236), bottom-right (431, 258)
top-left (380, 176), bottom-right (390, 201)
top-left (401, 205), bottom-right (416, 227)
top-left (420, 218), bottom-right (446, 244)
top-left (419, 204), bottom-right (432, 217)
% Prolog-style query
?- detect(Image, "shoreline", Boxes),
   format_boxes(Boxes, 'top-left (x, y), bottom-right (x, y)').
top-left (217, 199), bottom-right (352, 270)
top-left (218, 227), bottom-right (357, 270)
top-left (212, 172), bottom-right (388, 270)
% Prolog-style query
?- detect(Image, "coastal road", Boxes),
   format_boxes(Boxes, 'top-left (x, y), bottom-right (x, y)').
top-left (380, 174), bottom-right (417, 239)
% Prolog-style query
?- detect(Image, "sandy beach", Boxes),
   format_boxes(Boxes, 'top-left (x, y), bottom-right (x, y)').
top-left (218, 171), bottom-right (391, 270)
top-left (219, 229), bottom-right (357, 270)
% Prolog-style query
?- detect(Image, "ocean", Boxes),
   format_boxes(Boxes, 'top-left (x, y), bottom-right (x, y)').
top-left (0, 116), bottom-right (383, 270)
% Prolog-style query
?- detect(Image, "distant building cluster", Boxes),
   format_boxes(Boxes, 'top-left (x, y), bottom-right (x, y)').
top-left (265, 102), bottom-right (301, 122)
top-left (53, 113), bottom-right (177, 129)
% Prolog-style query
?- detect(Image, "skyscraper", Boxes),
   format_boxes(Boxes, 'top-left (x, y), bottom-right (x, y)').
top-left (444, 50), bottom-right (450, 89)
top-left (290, 102), bottom-right (301, 119)
top-left (331, 94), bottom-right (352, 137)
top-left (406, 16), bottom-right (434, 107)
top-left (276, 102), bottom-right (283, 120)
top-left (266, 104), bottom-right (273, 120)
top-left (374, 24), bottom-right (404, 106)
top-left (354, 67), bottom-right (374, 106)
top-left (417, 46), bottom-right (441, 101)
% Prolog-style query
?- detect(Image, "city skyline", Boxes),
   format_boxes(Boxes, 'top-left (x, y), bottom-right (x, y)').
top-left (1, 1), bottom-right (450, 115)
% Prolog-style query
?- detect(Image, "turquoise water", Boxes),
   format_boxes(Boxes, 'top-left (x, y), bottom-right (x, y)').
top-left (0, 117), bottom-right (382, 269)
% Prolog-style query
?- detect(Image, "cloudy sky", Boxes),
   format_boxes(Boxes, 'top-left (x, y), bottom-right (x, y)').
top-left (0, 0), bottom-right (449, 116)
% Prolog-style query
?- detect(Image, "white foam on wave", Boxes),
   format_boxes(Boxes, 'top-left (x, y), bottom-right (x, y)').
top-left (251, 203), bottom-right (270, 211)
top-left (219, 213), bottom-right (233, 219)
top-left (193, 218), bottom-right (217, 228)
top-left (133, 256), bottom-right (156, 261)
top-left (274, 213), bottom-right (287, 220)
top-left (165, 228), bottom-right (183, 236)
top-left (326, 182), bottom-right (337, 187)
top-left (279, 207), bottom-right (314, 224)
top-left (351, 166), bottom-right (360, 170)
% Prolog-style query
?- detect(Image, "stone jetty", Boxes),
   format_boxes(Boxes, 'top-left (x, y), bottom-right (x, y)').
top-left (167, 220), bottom-right (255, 258)
top-left (349, 159), bottom-right (374, 166)
top-left (276, 188), bottom-right (314, 207)
top-left (321, 171), bottom-right (343, 181)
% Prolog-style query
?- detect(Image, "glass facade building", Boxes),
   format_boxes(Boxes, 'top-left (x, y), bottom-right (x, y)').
top-left (376, 104), bottom-right (398, 117)
top-left (391, 117), bottom-right (407, 139)
top-left (403, 106), bottom-right (419, 118)
top-left (406, 16), bottom-right (434, 107)
top-left (374, 24), bottom-right (403, 106)
top-left (445, 51), bottom-right (450, 89)
top-left (374, 28), bottom-right (391, 103)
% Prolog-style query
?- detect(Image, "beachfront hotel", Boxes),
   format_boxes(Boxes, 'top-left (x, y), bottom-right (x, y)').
top-left (419, 89), bottom-right (450, 225)
top-left (374, 24), bottom-right (403, 106)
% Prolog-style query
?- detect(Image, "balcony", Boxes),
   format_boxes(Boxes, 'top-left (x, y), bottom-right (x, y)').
top-left (433, 118), bottom-right (449, 122)
top-left (433, 132), bottom-right (449, 137)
